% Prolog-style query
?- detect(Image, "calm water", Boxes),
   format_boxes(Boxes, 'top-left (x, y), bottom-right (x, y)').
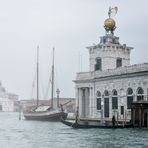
top-left (0, 112), bottom-right (148, 148)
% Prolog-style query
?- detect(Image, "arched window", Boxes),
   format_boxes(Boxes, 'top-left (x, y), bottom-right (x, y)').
top-left (112, 89), bottom-right (118, 109)
top-left (127, 88), bottom-right (133, 109)
top-left (104, 90), bottom-right (109, 96)
top-left (96, 91), bottom-right (101, 97)
top-left (96, 91), bottom-right (101, 110)
top-left (113, 89), bottom-right (117, 96)
top-left (95, 58), bottom-right (102, 71)
top-left (137, 87), bottom-right (144, 101)
top-left (128, 88), bottom-right (133, 95)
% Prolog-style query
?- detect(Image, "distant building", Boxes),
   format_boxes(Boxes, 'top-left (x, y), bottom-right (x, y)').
top-left (0, 82), bottom-right (7, 98)
top-left (7, 93), bottom-right (19, 101)
top-left (0, 97), bottom-right (14, 112)
top-left (75, 7), bottom-right (148, 123)
top-left (21, 97), bottom-right (76, 113)
top-left (0, 82), bottom-right (19, 111)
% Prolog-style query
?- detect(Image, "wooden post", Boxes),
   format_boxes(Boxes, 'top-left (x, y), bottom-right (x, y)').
top-left (19, 102), bottom-right (21, 120)
top-left (123, 112), bottom-right (124, 127)
top-left (139, 108), bottom-right (141, 127)
top-left (117, 111), bottom-right (119, 125)
top-left (132, 108), bottom-right (135, 126)
top-left (19, 110), bottom-right (21, 120)
top-left (142, 109), bottom-right (144, 127)
top-left (147, 109), bottom-right (148, 127)
top-left (125, 110), bottom-right (127, 125)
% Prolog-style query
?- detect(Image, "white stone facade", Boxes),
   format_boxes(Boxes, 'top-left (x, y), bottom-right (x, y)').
top-left (0, 82), bottom-right (18, 112)
top-left (0, 97), bottom-right (14, 112)
top-left (74, 31), bottom-right (148, 122)
top-left (87, 35), bottom-right (133, 72)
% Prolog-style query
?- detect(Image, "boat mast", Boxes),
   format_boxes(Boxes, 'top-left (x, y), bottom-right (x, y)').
top-left (51, 47), bottom-right (54, 108)
top-left (37, 45), bottom-right (39, 107)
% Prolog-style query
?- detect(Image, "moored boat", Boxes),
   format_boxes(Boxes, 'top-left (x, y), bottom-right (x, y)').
top-left (24, 108), bottom-right (67, 121)
top-left (61, 118), bottom-right (133, 128)
top-left (23, 47), bottom-right (68, 121)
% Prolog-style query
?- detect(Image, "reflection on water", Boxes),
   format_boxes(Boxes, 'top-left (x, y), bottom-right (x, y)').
top-left (0, 112), bottom-right (148, 148)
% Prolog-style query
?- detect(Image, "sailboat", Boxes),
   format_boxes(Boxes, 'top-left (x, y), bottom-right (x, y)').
top-left (23, 47), bottom-right (68, 121)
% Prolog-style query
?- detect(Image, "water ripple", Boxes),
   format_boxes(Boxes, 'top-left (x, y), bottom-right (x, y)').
top-left (0, 112), bottom-right (148, 148)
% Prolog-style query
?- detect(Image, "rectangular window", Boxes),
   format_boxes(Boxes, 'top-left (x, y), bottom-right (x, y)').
top-left (97, 98), bottom-right (101, 110)
top-left (121, 106), bottom-right (124, 115)
top-left (116, 58), bottom-right (122, 68)
top-left (95, 58), bottom-right (102, 71)
top-left (127, 96), bottom-right (133, 109)
top-left (137, 95), bottom-right (144, 101)
top-left (112, 97), bottom-right (118, 109)
top-left (95, 64), bottom-right (100, 71)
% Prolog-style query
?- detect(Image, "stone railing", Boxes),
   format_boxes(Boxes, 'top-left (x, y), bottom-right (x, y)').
top-left (76, 72), bottom-right (93, 80)
top-left (94, 63), bottom-right (148, 78)
top-left (76, 63), bottom-right (148, 81)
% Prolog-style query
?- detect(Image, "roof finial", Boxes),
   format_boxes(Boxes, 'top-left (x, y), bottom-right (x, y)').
top-left (108, 6), bottom-right (118, 18)
top-left (104, 6), bottom-right (118, 35)
top-left (108, 7), bottom-right (112, 18)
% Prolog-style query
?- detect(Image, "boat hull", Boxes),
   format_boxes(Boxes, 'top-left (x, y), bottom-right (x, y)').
top-left (24, 111), bottom-right (67, 121)
top-left (61, 118), bottom-right (133, 128)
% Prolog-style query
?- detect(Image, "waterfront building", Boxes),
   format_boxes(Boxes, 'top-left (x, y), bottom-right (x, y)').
top-left (0, 97), bottom-right (14, 112)
top-left (0, 82), bottom-right (19, 111)
top-left (74, 7), bottom-right (148, 122)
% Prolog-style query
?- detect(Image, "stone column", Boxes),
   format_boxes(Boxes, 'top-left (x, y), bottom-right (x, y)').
top-left (76, 88), bottom-right (80, 116)
top-left (81, 88), bottom-right (86, 118)
top-left (93, 84), bottom-right (96, 118)
top-left (78, 88), bottom-right (83, 118)
top-left (84, 87), bottom-right (89, 118)
top-left (78, 88), bottom-right (89, 118)
top-left (89, 87), bottom-right (93, 118)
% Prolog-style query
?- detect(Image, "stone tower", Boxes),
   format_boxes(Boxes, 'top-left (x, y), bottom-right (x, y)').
top-left (87, 7), bottom-right (133, 72)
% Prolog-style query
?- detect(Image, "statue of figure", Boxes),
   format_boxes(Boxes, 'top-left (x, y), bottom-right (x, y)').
top-left (108, 7), bottom-right (112, 18)
top-left (112, 115), bottom-right (116, 127)
top-left (108, 6), bottom-right (118, 18)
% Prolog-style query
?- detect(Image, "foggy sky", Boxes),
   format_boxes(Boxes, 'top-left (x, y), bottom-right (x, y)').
top-left (0, 0), bottom-right (148, 100)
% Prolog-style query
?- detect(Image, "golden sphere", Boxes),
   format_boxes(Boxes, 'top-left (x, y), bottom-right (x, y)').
top-left (104, 18), bottom-right (116, 29)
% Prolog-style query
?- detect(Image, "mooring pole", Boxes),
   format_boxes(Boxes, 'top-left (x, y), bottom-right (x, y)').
top-left (19, 101), bottom-right (21, 120)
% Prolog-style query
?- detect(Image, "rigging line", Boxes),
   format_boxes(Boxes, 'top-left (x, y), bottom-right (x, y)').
top-left (78, 51), bottom-right (80, 72)
top-left (78, 51), bottom-right (82, 72)
top-left (52, 48), bottom-right (59, 95)
top-left (51, 47), bottom-right (55, 108)
top-left (36, 45), bottom-right (39, 106)
top-left (44, 71), bottom-right (52, 100)
top-left (30, 50), bottom-right (38, 100)
top-left (44, 49), bottom-right (53, 99)
top-left (30, 69), bottom-right (37, 100)
top-left (55, 78), bottom-right (58, 93)
top-left (54, 65), bottom-right (59, 90)
top-left (39, 70), bottom-right (46, 100)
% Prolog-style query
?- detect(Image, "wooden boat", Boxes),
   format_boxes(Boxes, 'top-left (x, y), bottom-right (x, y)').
top-left (23, 47), bottom-right (68, 121)
top-left (24, 108), bottom-right (67, 121)
top-left (61, 118), bottom-right (133, 129)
